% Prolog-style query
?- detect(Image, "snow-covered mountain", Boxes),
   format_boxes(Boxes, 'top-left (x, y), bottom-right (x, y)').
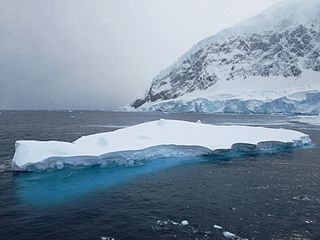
top-left (130, 0), bottom-right (320, 114)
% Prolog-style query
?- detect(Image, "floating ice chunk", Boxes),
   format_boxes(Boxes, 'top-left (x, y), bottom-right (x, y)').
top-left (223, 231), bottom-right (236, 239)
top-left (196, 120), bottom-right (202, 124)
top-left (101, 237), bottom-right (115, 240)
top-left (11, 120), bottom-right (311, 171)
top-left (214, 225), bottom-right (223, 229)
top-left (181, 220), bottom-right (189, 226)
top-left (291, 115), bottom-right (320, 126)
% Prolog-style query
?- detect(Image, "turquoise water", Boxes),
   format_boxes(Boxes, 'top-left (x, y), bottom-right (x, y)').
top-left (15, 157), bottom-right (203, 207)
top-left (1, 111), bottom-right (319, 240)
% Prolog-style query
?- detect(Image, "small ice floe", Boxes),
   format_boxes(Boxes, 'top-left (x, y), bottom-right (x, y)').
top-left (156, 219), bottom-right (179, 226)
top-left (196, 120), bottom-right (202, 124)
top-left (291, 115), bottom-right (320, 126)
top-left (154, 219), bottom-right (184, 231)
top-left (156, 220), bottom-right (167, 226)
top-left (304, 219), bottom-right (315, 224)
top-left (101, 236), bottom-right (115, 240)
top-left (223, 231), bottom-right (236, 239)
top-left (181, 220), bottom-right (189, 226)
top-left (214, 225), bottom-right (223, 229)
top-left (293, 195), bottom-right (311, 201)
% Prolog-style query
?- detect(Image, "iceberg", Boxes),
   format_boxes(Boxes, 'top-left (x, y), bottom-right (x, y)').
top-left (12, 119), bottom-right (311, 171)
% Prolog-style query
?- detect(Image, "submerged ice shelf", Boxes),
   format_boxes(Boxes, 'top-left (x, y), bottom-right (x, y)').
top-left (12, 119), bottom-right (311, 171)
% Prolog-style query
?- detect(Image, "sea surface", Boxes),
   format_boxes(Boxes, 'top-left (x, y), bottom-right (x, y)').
top-left (0, 111), bottom-right (319, 240)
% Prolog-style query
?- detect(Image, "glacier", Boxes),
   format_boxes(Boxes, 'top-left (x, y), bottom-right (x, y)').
top-left (12, 119), bottom-right (311, 171)
top-left (130, 72), bottom-right (320, 114)
top-left (135, 92), bottom-right (320, 114)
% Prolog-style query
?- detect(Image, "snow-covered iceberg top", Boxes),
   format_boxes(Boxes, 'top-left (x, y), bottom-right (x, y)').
top-left (12, 119), bottom-right (311, 171)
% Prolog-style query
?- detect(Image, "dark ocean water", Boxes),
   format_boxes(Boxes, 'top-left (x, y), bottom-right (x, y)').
top-left (0, 111), bottom-right (319, 240)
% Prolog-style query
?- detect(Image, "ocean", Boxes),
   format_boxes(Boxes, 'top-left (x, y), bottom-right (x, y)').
top-left (0, 111), bottom-right (319, 240)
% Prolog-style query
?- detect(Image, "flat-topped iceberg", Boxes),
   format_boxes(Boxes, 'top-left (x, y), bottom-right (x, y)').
top-left (12, 119), bottom-right (311, 171)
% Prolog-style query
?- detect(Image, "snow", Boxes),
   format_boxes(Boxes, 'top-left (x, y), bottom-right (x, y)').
top-left (130, 0), bottom-right (320, 115)
top-left (12, 119), bottom-right (311, 171)
top-left (145, 0), bottom-right (320, 88)
top-left (138, 70), bottom-right (320, 114)
top-left (139, 70), bottom-right (320, 110)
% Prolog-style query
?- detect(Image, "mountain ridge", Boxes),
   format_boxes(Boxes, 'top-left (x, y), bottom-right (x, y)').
top-left (130, 0), bottom-right (320, 114)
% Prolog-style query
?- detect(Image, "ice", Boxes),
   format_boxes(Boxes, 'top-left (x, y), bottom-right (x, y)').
top-left (138, 91), bottom-right (320, 115)
top-left (223, 231), bottom-right (236, 239)
top-left (181, 220), bottom-right (189, 226)
top-left (101, 237), bottom-right (114, 240)
top-left (291, 115), bottom-right (320, 126)
top-left (214, 225), bottom-right (223, 229)
top-left (133, 70), bottom-right (320, 114)
top-left (12, 119), bottom-right (311, 171)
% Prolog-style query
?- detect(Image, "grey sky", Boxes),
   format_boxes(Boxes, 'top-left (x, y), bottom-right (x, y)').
top-left (0, 0), bottom-right (282, 110)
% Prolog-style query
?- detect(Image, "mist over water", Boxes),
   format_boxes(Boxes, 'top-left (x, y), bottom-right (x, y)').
top-left (0, 0), bottom-right (282, 110)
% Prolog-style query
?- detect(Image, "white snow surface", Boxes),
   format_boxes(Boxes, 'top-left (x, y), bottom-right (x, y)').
top-left (138, 71), bottom-right (320, 110)
top-left (180, 71), bottom-right (320, 102)
top-left (12, 119), bottom-right (311, 170)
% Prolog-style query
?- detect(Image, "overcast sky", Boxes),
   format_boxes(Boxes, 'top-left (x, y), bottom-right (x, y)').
top-left (0, 0), bottom-right (282, 110)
